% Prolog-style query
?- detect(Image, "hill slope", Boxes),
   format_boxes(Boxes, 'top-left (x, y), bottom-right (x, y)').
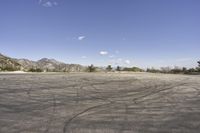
top-left (0, 53), bottom-right (22, 71)
top-left (0, 53), bottom-right (86, 72)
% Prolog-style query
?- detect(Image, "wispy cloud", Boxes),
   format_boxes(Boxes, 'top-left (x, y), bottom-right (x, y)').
top-left (43, 1), bottom-right (53, 7)
top-left (78, 36), bottom-right (86, 41)
top-left (39, 0), bottom-right (58, 8)
top-left (100, 51), bottom-right (108, 55)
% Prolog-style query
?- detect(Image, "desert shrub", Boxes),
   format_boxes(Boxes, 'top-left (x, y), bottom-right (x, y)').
top-left (168, 66), bottom-right (182, 74)
top-left (123, 67), bottom-right (143, 72)
top-left (184, 68), bottom-right (197, 73)
top-left (36, 68), bottom-right (43, 72)
top-left (28, 68), bottom-right (43, 72)
top-left (1, 66), bottom-right (18, 71)
top-left (146, 68), bottom-right (160, 73)
top-left (148, 66), bottom-right (192, 74)
top-left (160, 67), bottom-right (171, 73)
top-left (86, 64), bottom-right (96, 72)
top-left (171, 68), bottom-right (183, 74)
top-left (28, 68), bottom-right (35, 72)
top-left (183, 68), bottom-right (199, 75)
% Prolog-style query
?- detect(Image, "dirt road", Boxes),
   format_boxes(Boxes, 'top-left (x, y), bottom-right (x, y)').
top-left (0, 73), bottom-right (200, 133)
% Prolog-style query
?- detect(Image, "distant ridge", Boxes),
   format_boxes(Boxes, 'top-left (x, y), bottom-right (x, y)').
top-left (0, 53), bottom-right (22, 71)
top-left (0, 53), bottom-right (86, 72)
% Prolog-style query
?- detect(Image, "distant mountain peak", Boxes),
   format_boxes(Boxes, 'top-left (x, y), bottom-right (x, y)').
top-left (37, 58), bottom-right (64, 65)
top-left (0, 53), bottom-right (86, 72)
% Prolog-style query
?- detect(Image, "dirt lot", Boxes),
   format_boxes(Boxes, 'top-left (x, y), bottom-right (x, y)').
top-left (0, 72), bottom-right (200, 133)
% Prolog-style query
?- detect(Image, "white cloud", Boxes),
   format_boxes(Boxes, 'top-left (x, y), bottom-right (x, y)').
top-left (125, 60), bottom-right (131, 64)
top-left (43, 1), bottom-right (53, 7)
top-left (81, 56), bottom-right (87, 59)
top-left (99, 51), bottom-right (108, 55)
top-left (78, 36), bottom-right (86, 41)
top-left (39, 0), bottom-right (58, 7)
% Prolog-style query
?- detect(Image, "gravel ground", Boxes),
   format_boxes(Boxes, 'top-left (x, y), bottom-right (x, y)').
top-left (0, 72), bottom-right (200, 133)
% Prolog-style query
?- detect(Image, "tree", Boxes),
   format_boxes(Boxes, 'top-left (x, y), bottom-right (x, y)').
top-left (116, 66), bottom-right (121, 71)
top-left (106, 65), bottom-right (112, 71)
top-left (87, 64), bottom-right (96, 72)
top-left (197, 61), bottom-right (200, 72)
top-left (182, 67), bottom-right (187, 71)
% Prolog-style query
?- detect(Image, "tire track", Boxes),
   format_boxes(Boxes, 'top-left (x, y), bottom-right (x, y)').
top-left (62, 81), bottom-right (189, 132)
top-left (63, 102), bottom-right (112, 133)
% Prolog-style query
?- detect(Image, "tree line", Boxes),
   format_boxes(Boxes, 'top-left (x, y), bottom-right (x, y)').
top-left (87, 61), bottom-right (200, 74)
top-left (146, 61), bottom-right (200, 74)
top-left (1, 60), bottom-right (200, 74)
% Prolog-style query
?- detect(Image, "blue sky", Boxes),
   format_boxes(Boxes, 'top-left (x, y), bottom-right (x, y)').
top-left (0, 0), bottom-right (199, 68)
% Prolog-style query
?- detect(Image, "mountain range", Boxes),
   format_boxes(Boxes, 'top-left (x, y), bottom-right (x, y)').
top-left (0, 53), bottom-right (86, 72)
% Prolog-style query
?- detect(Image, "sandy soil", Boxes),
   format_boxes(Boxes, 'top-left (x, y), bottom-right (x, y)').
top-left (0, 71), bottom-right (27, 74)
top-left (0, 72), bottom-right (200, 133)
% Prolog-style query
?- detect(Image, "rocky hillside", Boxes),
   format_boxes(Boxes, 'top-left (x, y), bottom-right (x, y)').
top-left (0, 53), bottom-right (86, 72)
top-left (35, 58), bottom-right (86, 72)
top-left (16, 59), bottom-right (37, 70)
top-left (0, 53), bottom-right (22, 71)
